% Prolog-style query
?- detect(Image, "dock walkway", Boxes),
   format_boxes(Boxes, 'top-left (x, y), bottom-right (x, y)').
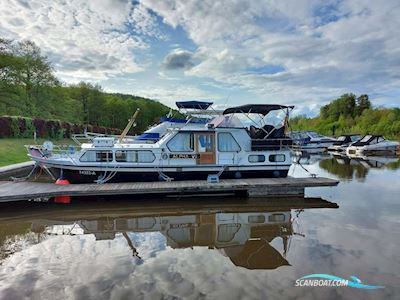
top-left (0, 177), bottom-right (338, 202)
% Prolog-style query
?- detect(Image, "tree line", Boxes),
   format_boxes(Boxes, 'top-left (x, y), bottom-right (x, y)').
top-left (0, 38), bottom-right (172, 134)
top-left (290, 93), bottom-right (400, 140)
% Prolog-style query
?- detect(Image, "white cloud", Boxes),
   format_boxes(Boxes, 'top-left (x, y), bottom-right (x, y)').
top-left (1, 0), bottom-right (399, 112)
top-left (0, 0), bottom-right (163, 80)
top-left (143, 0), bottom-right (400, 112)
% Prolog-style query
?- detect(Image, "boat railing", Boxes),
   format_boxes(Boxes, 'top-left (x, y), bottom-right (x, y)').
top-left (26, 143), bottom-right (82, 159)
top-left (72, 132), bottom-right (136, 145)
top-left (250, 138), bottom-right (293, 151)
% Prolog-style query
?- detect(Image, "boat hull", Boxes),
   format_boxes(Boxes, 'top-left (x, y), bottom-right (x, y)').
top-left (346, 144), bottom-right (399, 156)
top-left (49, 167), bottom-right (290, 183)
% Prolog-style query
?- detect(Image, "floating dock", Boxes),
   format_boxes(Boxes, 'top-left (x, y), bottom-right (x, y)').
top-left (0, 161), bottom-right (35, 180)
top-left (0, 177), bottom-right (338, 202)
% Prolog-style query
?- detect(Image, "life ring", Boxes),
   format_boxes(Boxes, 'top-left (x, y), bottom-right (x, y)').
top-left (161, 153), bottom-right (168, 160)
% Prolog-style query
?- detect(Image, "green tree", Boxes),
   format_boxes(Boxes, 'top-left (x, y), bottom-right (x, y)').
top-left (356, 94), bottom-right (371, 115)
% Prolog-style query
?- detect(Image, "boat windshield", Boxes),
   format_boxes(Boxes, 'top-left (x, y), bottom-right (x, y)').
top-left (337, 136), bottom-right (346, 141)
top-left (308, 132), bottom-right (325, 138)
top-left (360, 135), bottom-right (372, 142)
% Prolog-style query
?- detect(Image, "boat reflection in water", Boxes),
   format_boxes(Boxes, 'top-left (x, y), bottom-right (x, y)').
top-left (0, 197), bottom-right (338, 271)
top-left (318, 153), bottom-right (400, 180)
top-left (292, 150), bottom-right (400, 180)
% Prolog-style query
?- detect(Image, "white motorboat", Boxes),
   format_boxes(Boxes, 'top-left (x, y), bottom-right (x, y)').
top-left (290, 131), bottom-right (336, 153)
top-left (346, 135), bottom-right (400, 156)
top-left (26, 103), bottom-right (294, 183)
top-left (327, 134), bottom-right (361, 152)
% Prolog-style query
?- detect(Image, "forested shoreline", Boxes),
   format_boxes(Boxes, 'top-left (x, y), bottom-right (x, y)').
top-left (0, 38), bottom-right (171, 134)
top-left (290, 94), bottom-right (400, 140)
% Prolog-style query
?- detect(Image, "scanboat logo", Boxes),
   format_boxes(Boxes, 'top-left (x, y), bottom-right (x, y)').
top-left (295, 274), bottom-right (384, 289)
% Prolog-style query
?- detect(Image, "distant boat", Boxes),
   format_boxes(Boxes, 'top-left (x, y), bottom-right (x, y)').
top-left (346, 135), bottom-right (400, 156)
top-left (290, 131), bottom-right (336, 153)
top-left (328, 134), bottom-right (361, 153)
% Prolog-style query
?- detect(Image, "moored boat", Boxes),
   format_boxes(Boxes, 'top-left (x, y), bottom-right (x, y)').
top-left (290, 131), bottom-right (336, 153)
top-left (26, 103), bottom-right (294, 183)
top-left (346, 135), bottom-right (400, 156)
top-left (327, 134), bottom-right (361, 152)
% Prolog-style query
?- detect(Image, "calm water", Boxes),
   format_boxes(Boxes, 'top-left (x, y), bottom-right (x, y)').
top-left (0, 154), bottom-right (399, 300)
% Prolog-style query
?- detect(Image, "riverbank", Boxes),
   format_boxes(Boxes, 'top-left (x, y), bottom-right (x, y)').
top-left (0, 138), bottom-right (73, 167)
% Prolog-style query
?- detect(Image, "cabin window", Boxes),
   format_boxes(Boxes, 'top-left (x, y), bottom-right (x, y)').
top-left (137, 151), bottom-right (155, 163)
top-left (115, 150), bottom-right (137, 162)
top-left (268, 214), bottom-right (285, 222)
top-left (269, 154), bottom-right (285, 162)
top-left (167, 133), bottom-right (194, 152)
top-left (80, 150), bottom-right (113, 162)
top-left (218, 133), bottom-right (240, 152)
top-left (248, 215), bottom-right (265, 223)
top-left (248, 154), bottom-right (265, 163)
top-left (96, 151), bottom-right (113, 162)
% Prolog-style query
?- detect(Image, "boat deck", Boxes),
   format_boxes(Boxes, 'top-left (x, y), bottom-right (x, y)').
top-left (0, 177), bottom-right (339, 202)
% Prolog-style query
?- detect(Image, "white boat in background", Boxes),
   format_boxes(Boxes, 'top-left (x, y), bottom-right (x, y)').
top-left (328, 134), bottom-right (361, 152)
top-left (26, 102), bottom-right (294, 183)
top-left (346, 135), bottom-right (400, 156)
top-left (290, 131), bottom-right (336, 153)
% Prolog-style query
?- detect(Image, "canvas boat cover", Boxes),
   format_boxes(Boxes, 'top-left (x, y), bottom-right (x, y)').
top-left (176, 101), bottom-right (213, 110)
top-left (208, 115), bottom-right (243, 128)
top-left (223, 104), bottom-right (294, 116)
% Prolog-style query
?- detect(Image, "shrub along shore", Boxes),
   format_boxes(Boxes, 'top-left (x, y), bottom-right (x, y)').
top-left (0, 116), bottom-right (122, 139)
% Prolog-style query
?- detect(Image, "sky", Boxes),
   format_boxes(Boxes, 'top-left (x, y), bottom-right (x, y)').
top-left (0, 0), bottom-right (399, 116)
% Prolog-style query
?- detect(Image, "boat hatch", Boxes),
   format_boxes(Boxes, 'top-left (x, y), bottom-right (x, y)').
top-left (93, 137), bottom-right (114, 147)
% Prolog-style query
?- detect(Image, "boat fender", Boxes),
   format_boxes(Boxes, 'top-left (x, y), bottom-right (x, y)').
top-left (54, 178), bottom-right (71, 204)
top-left (273, 170), bottom-right (280, 178)
top-left (68, 145), bottom-right (75, 154)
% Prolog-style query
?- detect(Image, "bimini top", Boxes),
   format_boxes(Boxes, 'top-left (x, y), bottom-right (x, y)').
top-left (223, 104), bottom-right (294, 116)
top-left (176, 101), bottom-right (213, 110)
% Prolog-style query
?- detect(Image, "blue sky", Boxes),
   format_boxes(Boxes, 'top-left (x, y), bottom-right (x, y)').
top-left (0, 0), bottom-right (399, 116)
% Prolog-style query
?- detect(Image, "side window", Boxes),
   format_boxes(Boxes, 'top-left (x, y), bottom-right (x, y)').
top-left (167, 133), bottom-right (194, 152)
top-left (248, 154), bottom-right (265, 163)
top-left (96, 151), bottom-right (113, 162)
top-left (80, 151), bottom-right (96, 162)
top-left (218, 133), bottom-right (240, 152)
top-left (269, 154), bottom-right (285, 162)
top-left (115, 150), bottom-right (137, 162)
top-left (137, 151), bottom-right (155, 163)
top-left (80, 151), bottom-right (112, 162)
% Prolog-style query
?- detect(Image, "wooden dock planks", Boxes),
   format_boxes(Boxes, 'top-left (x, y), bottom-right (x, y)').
top-left (0, 177), bottom-right (339, 202)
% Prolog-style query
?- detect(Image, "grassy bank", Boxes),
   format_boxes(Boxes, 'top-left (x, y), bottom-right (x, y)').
top-left (0, 138), bottom-right (73, 167)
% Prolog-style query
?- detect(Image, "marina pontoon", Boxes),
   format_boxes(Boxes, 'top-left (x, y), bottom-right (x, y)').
top-left (26, 102), bottom-right (294, 183)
